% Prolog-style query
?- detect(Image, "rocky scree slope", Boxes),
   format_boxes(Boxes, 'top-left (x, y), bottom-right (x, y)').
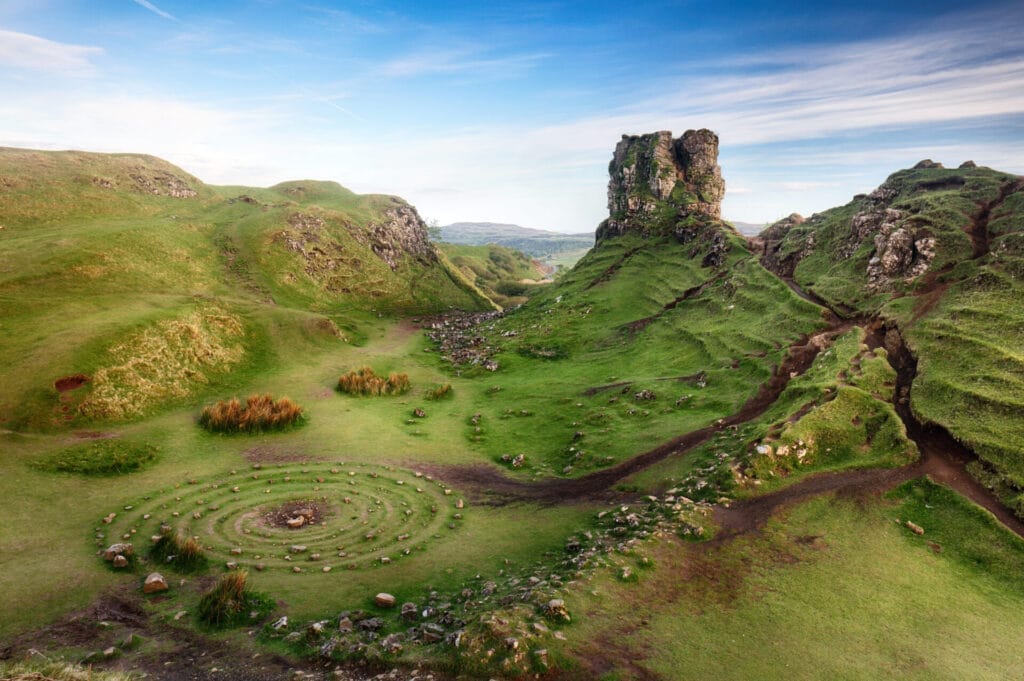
top-left (760, 159), bottom-right (1024, 514)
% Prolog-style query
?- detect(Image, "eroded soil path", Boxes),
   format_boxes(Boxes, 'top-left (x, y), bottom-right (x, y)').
top-left (441, 256), bottom-right (1024, 544)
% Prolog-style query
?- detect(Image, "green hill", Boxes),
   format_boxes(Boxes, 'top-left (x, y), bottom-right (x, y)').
top-left (761, 160), bottom-right (1024, 511)
top-left (436, 242), bottom-right (552, 307)
top-left (0, 147), bottom-right (489, 430)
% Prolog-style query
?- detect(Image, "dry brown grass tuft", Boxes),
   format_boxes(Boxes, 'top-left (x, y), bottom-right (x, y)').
top-left (199, 394), bottom-right (304, 433)
top-left (425, 383), bottom-right (453, 400)
top-left (337, 366), bottom-right (410, 396)
top-left (79, 307), bottom-right (244, 420)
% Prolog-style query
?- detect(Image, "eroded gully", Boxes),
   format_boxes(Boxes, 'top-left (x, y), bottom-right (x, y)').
top-left (433, 239), bottom-right (1024, 541)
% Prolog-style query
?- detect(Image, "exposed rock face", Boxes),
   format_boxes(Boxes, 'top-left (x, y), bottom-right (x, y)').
top-left (760, 173), bottom-right (937, 291)
top-left (597, 129), bottom-right (724, 241)
top-left (364, 202), bottom-right (437, 270)
top-left (277, 201), bottom-right (436, 282)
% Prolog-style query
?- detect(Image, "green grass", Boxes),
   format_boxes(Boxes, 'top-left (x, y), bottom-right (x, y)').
top-left (34, 439), bottom-right (158, 476)
top-left (560, 484), bottom-right (1024, 680)
top-left (764, 164), bottom-right (1024, 506)
top-left (437, 242), bottom-right (551, 307)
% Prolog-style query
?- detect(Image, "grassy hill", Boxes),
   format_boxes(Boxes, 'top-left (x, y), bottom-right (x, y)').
top-left (436, 242), bottom-right (552, 307)
top-left (3, 144), bottom-right (1024, 681)
top-left (0, 147), bottom-right (489, 431)
top-left (762, 162), bottom-right (1024, 512)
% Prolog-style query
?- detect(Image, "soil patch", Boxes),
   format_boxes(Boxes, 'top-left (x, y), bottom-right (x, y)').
top-left (261, 499), bottom-right (330, 529)
top-left (54, 374), bottom-right (89, 392)
top-left (241, 445), bottom-right (318, 464)
top-left (70, 430), bottom-right (120, 440)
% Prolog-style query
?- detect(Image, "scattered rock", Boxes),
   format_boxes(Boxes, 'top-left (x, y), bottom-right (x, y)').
top-left (905, 520), bottom-right (925, 535)
top-left (142, 572), bottom-right (168, 594)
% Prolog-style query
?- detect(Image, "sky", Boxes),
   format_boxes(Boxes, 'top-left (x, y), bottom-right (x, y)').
top-left (1, 1), bottom-right (1023, 232)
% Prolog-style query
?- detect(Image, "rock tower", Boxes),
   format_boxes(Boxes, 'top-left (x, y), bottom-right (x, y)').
top-left (597, 129), bottom-right (725, 241)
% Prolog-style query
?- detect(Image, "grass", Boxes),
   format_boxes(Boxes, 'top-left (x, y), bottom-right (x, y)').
top-left (424, 383), bottom-right (452, 400)
top-left (560, 484), bottom-right (1024, 680)
top-left (0, 660), bottom-right (138, 681)
top-left (198, 394), bottom-right (304, 433)
top-left (35, 439), bottom-right (158, 476)
top-left (337, 367), bottom-right (411, 396)
top-left (149, 530), bottom-right (208, 572)
top-left (197, 570), bottom-right (270, 627)
top-left (437, 242), bottom-right (551, 307)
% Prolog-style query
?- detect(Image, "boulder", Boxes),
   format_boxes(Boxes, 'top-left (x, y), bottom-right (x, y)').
top-left (374, 592), bottom-right (396, 608)
top-left (112, 554), bottom-right (129, 568)
top-left (103, 543), bottom-right (134, 561)
top-left (142, 572), bottom-right (168, 594)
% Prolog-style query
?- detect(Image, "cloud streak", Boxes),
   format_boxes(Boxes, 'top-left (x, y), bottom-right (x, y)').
top-left (0, 29), bottom-right (103, 74)
top-left (131, 0), bottom-right (176, 21)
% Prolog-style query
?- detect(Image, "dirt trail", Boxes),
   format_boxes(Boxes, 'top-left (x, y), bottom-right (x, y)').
top-left (440, 240), bottom-right (1024, 542)
top-left (967, 178), bottom-right (1024, 259)
top-left (438, 318), bottom-right (857, 504)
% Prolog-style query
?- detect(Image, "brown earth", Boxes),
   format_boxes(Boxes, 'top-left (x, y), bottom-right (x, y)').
top-left (54, 374), bottom-right (89, 392)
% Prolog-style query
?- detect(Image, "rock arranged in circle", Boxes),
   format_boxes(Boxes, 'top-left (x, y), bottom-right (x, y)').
top-left (95, 462), bottom-right (466, 573)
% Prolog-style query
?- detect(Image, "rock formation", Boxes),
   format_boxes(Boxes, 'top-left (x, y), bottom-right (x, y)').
top-left (597, 129), bottom-right (725, 241)
top-left (365, 201), bottom-right (437, 270)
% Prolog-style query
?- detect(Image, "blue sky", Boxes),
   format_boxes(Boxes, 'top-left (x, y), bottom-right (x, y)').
top-left (1, 0), bottom-right (1023, 231)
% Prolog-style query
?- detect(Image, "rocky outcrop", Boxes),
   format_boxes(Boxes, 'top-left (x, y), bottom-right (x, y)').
top-left (597, 129), bottom-right (724, 241)
top-left (852, 184), bottom-right (935, 292)
top-left (363, 202), bottom-right (437, 270)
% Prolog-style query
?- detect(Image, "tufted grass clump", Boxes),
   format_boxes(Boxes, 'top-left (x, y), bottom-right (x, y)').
top-left (199, 394), bottom-right (304, 433)
top-left (337, 366), bottom-right (410, 396)
top-left (425, 383), bottom-right (453, 400)
top-left (149, 530), bottom-right (208, 572)
top-left (197, 570), bottom-right (270, 627)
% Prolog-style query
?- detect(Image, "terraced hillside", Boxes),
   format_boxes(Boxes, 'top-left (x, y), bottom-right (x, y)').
top-left (3, 137), bottom-right (1024, 681)
top-left (761, 160), bottom-right (1024, 515)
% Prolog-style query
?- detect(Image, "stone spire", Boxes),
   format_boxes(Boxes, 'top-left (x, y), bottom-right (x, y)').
top-left (597, 129), bottom-right (724, 241)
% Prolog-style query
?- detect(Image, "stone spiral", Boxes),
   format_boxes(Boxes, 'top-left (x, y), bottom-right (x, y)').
top-left (95, 462), bottom-right (466, 573)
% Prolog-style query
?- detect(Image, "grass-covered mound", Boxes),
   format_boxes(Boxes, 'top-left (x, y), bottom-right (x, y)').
top-left (149, 530), bottom-right (208, 572)
top-left (197, 570), bottom-right (270, 627)
top-left (36, 439), bottom-right (157, 476)
top-left (337, 367), bottom-right (410, 396)
top-left (199, 394), bottom-right (304, 433)
top-left (438, 242), bottom-right (552, 307)
top-left (435, 228), bottom-right (824, 476)
top-left (761, 164), bottom-right (1024, 512)
top-left (0, 147), bottom-right (490, 432)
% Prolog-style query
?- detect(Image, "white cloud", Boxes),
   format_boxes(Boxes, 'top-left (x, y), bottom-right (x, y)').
top-left (377, 48), bottom-right (550, 79)
top-left (131, 0), bottom-right (176, 21)
top-left (0, 29), bottom-right (103, 74)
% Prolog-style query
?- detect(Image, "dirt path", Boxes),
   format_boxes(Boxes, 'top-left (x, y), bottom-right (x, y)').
top-left (967, 178), bottom-right (1024, 259)
top-left (436, 318), bottom-right (857, 504)
top-left (440, 256), bottom-right (1024, 545)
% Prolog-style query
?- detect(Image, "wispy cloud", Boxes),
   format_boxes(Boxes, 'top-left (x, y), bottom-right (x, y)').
top-left (377, 48), bottom-right (550, 79)
top-left (131, 0), bottom-right (176, 21)
top-left (0, 29), bottom-right (103, 74)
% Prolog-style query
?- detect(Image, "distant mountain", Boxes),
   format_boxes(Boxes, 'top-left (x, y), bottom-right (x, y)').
top-left (438, 222), bottom-right (593, 269)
